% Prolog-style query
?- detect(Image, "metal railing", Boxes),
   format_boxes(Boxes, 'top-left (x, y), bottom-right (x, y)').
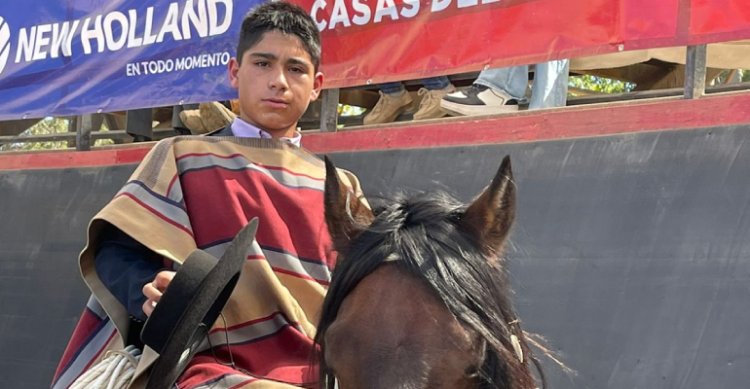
top-left (2, 44), bottom-right (748, 152)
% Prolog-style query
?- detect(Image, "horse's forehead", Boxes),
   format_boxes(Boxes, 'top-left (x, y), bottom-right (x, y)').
top-left (325, 264), bottom-right (483, 388)
top-left (343, 264), bottom-right (440, 312)
top-left (331, 263), bottom-right (478, 348)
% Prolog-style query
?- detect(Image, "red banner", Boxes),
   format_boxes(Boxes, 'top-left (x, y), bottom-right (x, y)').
top-left (293, 0), bottom-right (750, 88)
top-left (0, 0), bottom-right (746, 119)
top-left (690, 0), bottom-right (750, 41)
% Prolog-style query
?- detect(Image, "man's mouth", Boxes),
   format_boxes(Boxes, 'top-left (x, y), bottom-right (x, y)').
top-left (263, 98), bottom-right (289, 108)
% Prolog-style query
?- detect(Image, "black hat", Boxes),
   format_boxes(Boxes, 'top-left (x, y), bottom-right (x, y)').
top-left (141, 218), bottom-right (259, 389)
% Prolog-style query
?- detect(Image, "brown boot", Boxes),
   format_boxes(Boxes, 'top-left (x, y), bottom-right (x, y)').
top-left (179, 102), bottom-right (236, 134)
top-left (179, 109), bottom-right (206, 134)
top-left (363, 90), bottom-right (413, 125)
top-left (413, 84), bottom-right (456, 120)
top-left (199, 102), bottom-right (235, 132)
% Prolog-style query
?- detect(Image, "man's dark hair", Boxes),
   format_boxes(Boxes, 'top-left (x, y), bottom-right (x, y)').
top-left (237, 1), bottom-right (322, 71)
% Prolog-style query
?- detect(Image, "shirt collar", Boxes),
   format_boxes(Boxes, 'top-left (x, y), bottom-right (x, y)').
top-left (230, 117), bottom-right (302, 147)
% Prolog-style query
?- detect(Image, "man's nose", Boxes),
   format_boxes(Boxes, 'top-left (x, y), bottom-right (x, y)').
top-left (268, 66), bottom-right (289, 90)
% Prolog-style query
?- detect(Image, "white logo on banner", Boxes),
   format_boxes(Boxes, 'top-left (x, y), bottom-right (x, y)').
top-left (2, 0), bottom-right (233, 77)
top-left (0, 17), bottom-right (10, 76)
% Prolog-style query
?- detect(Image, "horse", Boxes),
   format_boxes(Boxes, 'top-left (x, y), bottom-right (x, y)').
top-left (315, 156), bottom-right (543, 389)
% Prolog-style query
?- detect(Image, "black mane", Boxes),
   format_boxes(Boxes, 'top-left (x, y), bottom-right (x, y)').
top-left (315, 190), bottom-right (541, 388)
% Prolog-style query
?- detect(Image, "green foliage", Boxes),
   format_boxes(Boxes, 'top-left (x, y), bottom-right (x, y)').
top-left (95, 137), bottom-right (115, 147)
top-left (1, 117), bottom-right (70, 151)
top-left (0, 117), bottom-right (114, 151)
top-left (569, 75), bottom-right (636, 94)
top-left (338, 103), bottom-right (366, 117)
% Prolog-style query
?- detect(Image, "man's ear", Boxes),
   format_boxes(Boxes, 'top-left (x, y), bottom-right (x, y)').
top-left (324, 156), bottom-right (373, 253)
top-left (228, 57), bottom-right (240, 89)
top-left (311, 72), bottom-right (324, 101)
top-left (459, 156), bottom-right (516, 256)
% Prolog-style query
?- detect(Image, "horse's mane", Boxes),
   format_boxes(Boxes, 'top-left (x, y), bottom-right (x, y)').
top-left (315, 190), bottom-right (542, 389)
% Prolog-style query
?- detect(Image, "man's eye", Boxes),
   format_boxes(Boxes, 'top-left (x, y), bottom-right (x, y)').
top-left (290, 67), bottom-right (305, 73)
top-left (255, 61), bottom-right (269, 67)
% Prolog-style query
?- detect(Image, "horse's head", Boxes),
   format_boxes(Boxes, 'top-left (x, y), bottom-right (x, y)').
top-left (316, 157), bottom-right (540, 389)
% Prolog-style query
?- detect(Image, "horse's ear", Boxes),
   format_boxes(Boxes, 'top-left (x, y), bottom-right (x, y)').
top-left (324, 156), bottom-right (374, 253)
top-left (460, 155), bottom-right (516, 255)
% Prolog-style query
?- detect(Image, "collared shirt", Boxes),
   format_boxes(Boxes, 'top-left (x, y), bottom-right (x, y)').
top-left (230, 117), bottom-right (302, 147)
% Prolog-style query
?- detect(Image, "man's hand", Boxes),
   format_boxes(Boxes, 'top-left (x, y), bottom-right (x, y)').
top-left (142, 270), bottom-right (175, 317)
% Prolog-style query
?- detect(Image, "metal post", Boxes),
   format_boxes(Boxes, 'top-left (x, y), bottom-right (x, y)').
top-left (76, 114), bottom-right (102, 151)
top-left (125, 108), bottom-right (154, 142)
top-left (319, 88), bottom-right (340, 132)
top-left (684, 44), bottom-right (707, 99)
top-left (67, 116), bottom-right (78, 148)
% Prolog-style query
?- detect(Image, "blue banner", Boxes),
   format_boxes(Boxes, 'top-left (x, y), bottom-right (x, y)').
top-left (0, 0), bottom-right (264, 120)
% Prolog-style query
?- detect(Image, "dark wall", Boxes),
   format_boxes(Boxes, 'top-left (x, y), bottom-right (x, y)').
top-left (3, 123), bottom-right (750, 388)
top-left (0, 165), bottom-right (136, 388)
top-left (328, 125), bottom-right (750, 389)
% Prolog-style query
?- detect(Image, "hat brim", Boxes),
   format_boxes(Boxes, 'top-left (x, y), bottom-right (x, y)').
top-left (141, 218), bottom-right (259, 389)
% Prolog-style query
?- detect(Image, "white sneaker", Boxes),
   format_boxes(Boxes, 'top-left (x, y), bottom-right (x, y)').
top-left (440, 84), bottom-right (519, 116)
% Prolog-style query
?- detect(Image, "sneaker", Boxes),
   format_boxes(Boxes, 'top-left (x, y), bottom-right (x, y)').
top-left (363, 90), bottom-right (413, 125)
top-left (440, 84), bottom-right (519, 116)
top-left (413, 84), bottom-right (456, 120)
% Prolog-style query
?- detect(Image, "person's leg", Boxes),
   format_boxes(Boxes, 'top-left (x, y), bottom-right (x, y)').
top-left (441, 65), bottom-right (529, 116)
top-left (529, 59), bottom-right (569, 109)
top-left (421, 76), bottom-right (451, 90)
top-left (380, 82), bottom-right (406, 94)
top-left (363, 82), bottom-right (413, 125)
top-left (475, 65), bottom-right (529, 100)
top-left (414, 76), bottom-right (456, 120)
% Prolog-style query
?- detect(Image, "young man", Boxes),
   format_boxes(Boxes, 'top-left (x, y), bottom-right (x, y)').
top-left (52, 2), bottom-right (364, 388)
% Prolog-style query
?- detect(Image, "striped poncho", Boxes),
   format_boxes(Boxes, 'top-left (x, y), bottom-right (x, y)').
top-left (52, 136), bottom-right (364, 389)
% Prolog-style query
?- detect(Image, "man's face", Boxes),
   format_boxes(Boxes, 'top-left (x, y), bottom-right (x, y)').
top-left (229, 30), bottom-right (323, 138)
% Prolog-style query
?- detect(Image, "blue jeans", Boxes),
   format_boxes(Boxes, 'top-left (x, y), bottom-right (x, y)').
top-left (475, 59), bottom-right (570, 109)
top-left (380, 76), bottom-right (451, 95)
